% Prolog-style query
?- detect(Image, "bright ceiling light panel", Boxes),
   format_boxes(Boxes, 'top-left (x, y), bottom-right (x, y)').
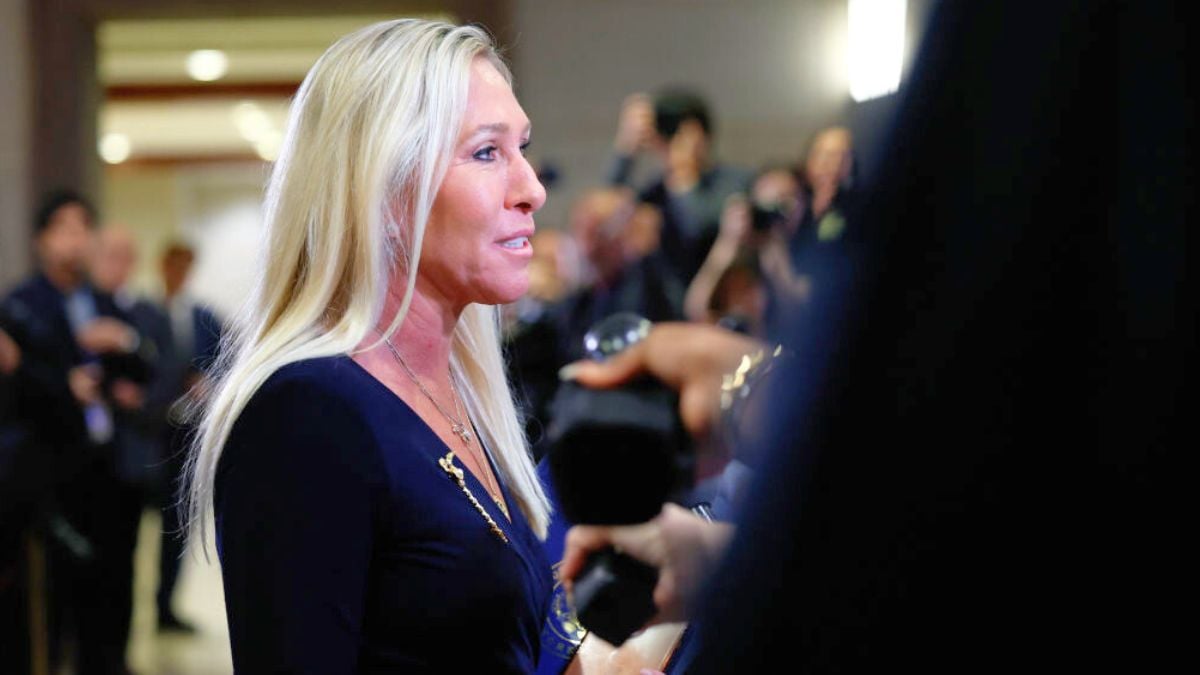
top-left (848, 0), bottom-right (906, 102)
top-left (99, 132), bottom-right (131, 164)
top-left (186, 49), bottom-right (229, 81)
top-left (254, 129), bottom-right (283, 162)
top-left (231, 101), bottom-right (272, 141)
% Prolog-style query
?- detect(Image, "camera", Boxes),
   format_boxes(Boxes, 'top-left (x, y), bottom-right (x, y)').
top-left (544, 314), bottom-right (693, 645)
top-left (750, 201), bottom-right (787, 233)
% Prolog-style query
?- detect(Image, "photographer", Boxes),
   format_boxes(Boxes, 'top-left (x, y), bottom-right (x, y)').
top-left (2, 190), bottom-right (152, 674)
top-left (557, 322), bottom-right (755, 626)
top-left (608, 90), bottom-right (751, 288)
top-left (683, 165), bottom-right (809, 337)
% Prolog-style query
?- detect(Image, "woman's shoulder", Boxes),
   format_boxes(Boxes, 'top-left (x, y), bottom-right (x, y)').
top-left (223, 356), bottom-right (384, 474)
top-left (254, 354), bottom-right (371, 404)
top-left (246, 355), bottom-right (418, 434)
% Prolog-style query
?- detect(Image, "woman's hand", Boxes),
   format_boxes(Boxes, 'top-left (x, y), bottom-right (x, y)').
top-left (559, 322), bottom-right (763, 440)
top-left (560, 504), bottom-right (735, 625)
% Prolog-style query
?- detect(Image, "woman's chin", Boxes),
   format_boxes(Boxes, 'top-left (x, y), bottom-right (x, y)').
top-left (473, 276), bottom-right (530, 307)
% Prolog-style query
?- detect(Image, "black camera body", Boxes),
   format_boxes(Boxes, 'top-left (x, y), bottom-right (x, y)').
top-left (545, 376), bottom-right (691, 645)
top-left (750, 201), bottom-right (787, 233)
top-left (569, 548), bottom-right (661, 646)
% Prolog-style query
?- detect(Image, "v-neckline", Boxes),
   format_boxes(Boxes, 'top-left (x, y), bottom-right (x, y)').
top-left (344, 356), bottom-right (515, 528)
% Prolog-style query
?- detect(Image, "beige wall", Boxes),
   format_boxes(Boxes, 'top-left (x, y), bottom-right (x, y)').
top-left (5, 0), bottom-right (929, 294)
top-left (101, 165), bottom-right (186, 294)
top-left (1, 0), bottom-right (31, 289)
top-left (101, 161), bottom-right (268, 319)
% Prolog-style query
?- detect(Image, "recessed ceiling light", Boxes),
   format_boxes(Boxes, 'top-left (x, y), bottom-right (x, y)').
top-left (255, 129), bottom-right (283, 162)
top-left (231, 101), bottom-right (272, 141)
top-left (187, 49), bottom-right (229, 82)
top-left (99, 132), bottom-right (132, 164)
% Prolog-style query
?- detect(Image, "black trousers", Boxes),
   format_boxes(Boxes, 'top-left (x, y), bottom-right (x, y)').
top-left (0, 513), bottom-right (32, 673)
top-left (156, 424), bottom-right (191, 621)
top-left (48, 455), bottom-right (141, 675)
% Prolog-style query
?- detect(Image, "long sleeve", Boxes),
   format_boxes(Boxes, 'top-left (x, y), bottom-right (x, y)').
top-left (216, 374), bottom-right (383, 674)
top-left (606, 153), bottom-right (636, 187)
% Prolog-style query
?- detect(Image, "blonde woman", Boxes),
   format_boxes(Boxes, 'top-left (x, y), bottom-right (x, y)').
top-left (184, 20), bottom-right (552, 672)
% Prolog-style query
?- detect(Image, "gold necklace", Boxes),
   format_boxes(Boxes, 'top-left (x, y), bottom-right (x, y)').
top-left (383, 337), bottom-right (510, 521)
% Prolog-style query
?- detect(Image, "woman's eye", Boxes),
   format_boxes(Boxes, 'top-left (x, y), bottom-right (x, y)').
top-left (473, 146), bottom-right (497, 161)
top-left (519, 140), bottom-right (531, 156)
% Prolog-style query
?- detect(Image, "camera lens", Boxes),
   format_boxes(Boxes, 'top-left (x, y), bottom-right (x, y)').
top-left (582, 313), bottom-right (652, 361)
top-left (751, 202), bottom-right (786, 232)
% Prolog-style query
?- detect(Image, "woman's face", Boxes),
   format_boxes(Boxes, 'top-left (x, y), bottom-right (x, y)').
top-left (419, 57), bottom-right (547, 309)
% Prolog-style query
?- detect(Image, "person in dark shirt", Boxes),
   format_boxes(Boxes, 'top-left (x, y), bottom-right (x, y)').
top-left (2, 190), bottom-right (151, 675)
top-left (147, 242), bottom-right (222, 633)
top-left (552, 187), bottom-right (684, 363)
top-left (508, 188), bottom-right (682, 461)
top-left (608, 89), bottom-right (751, 287)
top-left (89, 226), bottom-right (161, 495)
top-left (684, 164), bottom-right (809, 338)
top-left (794, 126), bottom-right (856, 250)
top-left (504, 229), bottom-right (579, 461)
top-left (183, 20), bottom-right (555, 672)
top-left (0, 324), bottom-right (36, 513)
top-left (0, 323), bottom-right (40, 674)
top-left (89, 230), bottom-right (223, 633)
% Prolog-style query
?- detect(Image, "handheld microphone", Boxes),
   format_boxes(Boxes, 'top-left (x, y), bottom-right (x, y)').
top-left (546, 314), bottom-right (691, 645)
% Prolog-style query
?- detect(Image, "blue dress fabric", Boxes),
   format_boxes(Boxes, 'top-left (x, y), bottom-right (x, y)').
top-left (534, 459), bottom-right (584, 674)
top-left (215, 356), bottom-right (552, 673)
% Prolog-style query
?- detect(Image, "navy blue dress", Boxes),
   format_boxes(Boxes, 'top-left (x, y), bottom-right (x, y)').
top-left (215, 356), bottom-right (552, 673)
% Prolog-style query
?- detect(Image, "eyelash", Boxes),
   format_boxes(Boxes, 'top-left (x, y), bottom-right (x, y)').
top-left (472, 141), bottom-right (531, 162)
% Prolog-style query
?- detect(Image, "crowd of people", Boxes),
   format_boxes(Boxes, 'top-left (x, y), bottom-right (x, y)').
top-left (0, 60), bottom-right (855, 675)
top-left (0, 1), bottom-right (1183, 671)
top-left (508, 91), bottom-right (857, 468)
top-left (1, 192), bottom-right (221, 674)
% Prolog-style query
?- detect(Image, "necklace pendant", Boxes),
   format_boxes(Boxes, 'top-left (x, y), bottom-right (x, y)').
top-left (452, 423), bottom-right (473, 444)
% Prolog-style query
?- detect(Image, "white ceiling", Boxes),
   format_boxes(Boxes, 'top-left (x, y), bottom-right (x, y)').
top-left (98, 13), bottom-right (449, 163)
top-left (99, 15), bottom-right (435, 84)
top-left (101, 98), bottom-right (293, 158)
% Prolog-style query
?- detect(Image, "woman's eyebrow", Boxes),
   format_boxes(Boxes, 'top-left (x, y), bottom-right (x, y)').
top-left (463, 122), bottom-right (532, 140)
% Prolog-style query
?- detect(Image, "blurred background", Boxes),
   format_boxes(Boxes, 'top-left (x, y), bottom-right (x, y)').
top-left (0, 1), bottom-right (931, 673)
top-left (1, 0), bottom-right (934, 299)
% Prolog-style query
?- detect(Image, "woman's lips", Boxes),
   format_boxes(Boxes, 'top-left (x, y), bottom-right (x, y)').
top-left (498, 235), bottom-right (530, 250)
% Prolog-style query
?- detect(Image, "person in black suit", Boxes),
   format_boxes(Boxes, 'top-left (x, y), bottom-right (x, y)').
top-left (0, 322), bottom-right (42, 674)
top-left (561, 2), bottom-right (1186, 672)
top-left (89, 226), bottom-right (164, 497)
top-left (1, 190), bottom-right (151, 675)
top-left (89, 229), bottom-right (222, 633)
top-left (150, 242), bottom-right (221, 632)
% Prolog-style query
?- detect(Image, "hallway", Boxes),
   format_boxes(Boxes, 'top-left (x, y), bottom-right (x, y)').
top-left (124, 510), bottom-right (231, 675)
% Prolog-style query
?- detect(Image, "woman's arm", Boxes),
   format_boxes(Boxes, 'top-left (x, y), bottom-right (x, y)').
top-left (216, 375), bottom-right (382, 674)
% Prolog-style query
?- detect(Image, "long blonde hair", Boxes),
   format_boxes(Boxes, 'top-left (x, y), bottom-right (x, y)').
top-left (184, 19), bottom-right (551, 551)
